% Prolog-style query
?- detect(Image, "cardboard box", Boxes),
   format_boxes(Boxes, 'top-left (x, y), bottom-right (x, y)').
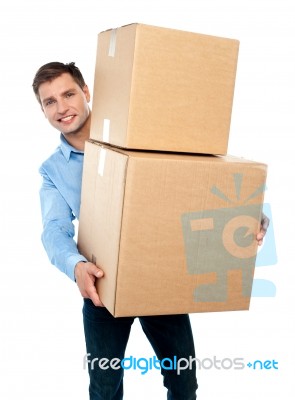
top-left (78, 141), bottom-right (267, 317)
top-left (90, 23), bottom-right (239, 155)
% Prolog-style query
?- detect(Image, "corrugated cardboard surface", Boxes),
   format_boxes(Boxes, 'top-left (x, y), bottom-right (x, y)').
top-left (78, 141), bottom-right (267, 317)
top-left (90, 23), bottom-right (239, 155)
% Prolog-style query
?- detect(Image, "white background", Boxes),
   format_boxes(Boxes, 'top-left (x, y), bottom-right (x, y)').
top-left (0, 0), bottom-right (293, 398)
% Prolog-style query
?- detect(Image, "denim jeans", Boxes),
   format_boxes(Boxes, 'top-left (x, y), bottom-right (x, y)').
top-left (83, 299), bottom-right (198, 399)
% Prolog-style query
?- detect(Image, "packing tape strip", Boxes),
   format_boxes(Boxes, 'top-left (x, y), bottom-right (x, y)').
top-left (103, 119), bottom-right (110, 142)
top-left (108, 29), bottom-right (117, 57)
top-left (98, 148), bottom-right (107, 177)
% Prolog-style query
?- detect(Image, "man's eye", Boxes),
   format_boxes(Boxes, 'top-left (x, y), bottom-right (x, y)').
top-left (66, 92), bottom-right (74, 98)
top-left (45, 99), bottom-right (55, 107)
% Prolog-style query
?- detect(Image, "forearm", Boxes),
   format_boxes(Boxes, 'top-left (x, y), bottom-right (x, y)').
top-left (39, 166), bottom-right (88, 280)
top-left (41, 219), bottom-right (87, 281)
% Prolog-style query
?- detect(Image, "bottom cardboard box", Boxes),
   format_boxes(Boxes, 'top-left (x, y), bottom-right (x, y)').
top-left (78, 141), bottom-right (267, 317)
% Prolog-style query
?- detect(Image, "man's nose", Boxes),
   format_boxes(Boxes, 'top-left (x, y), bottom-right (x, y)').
top-left (56, 98), bottom-right (69, 114)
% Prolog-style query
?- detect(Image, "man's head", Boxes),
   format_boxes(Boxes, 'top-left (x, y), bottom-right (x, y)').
top-left (32, 62), bottom-right (86, 105)
top-left (32, 62), bottom-right (91, 138)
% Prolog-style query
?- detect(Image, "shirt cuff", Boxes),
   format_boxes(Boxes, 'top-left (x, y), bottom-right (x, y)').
top-left (66, 254), bottom-right (88, 281)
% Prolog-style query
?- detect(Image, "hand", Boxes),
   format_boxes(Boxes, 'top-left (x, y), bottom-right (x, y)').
top-left (256, 212), bottom-right (270, 246)
top-left (74, 261), bottom-right (104, 306)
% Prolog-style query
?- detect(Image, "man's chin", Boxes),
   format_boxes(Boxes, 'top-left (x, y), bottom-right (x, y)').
top-left (60, 124), bottom-right (82, 136)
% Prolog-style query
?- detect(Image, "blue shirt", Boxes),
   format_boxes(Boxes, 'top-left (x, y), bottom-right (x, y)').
top-left (39, 134), bottom-right (87, 281)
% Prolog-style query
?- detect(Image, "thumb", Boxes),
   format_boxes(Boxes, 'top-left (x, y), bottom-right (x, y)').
top-left (261, 212), bottom-right (270, 231)
top-left (89, 263), bottom-right (104, 278)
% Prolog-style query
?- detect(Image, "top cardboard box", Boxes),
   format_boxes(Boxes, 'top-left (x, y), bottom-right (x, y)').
top-left (90, 23), bottom-right (239, 154)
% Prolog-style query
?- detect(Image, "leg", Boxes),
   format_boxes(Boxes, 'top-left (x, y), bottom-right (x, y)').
top-left (139, 314), bottom-right (198, 400)
top-left (83, 299), bottom-right (134, 400)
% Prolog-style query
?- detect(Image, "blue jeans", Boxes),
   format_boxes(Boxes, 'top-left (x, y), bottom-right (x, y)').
top-left (83, 299), bottom-right (198, 399)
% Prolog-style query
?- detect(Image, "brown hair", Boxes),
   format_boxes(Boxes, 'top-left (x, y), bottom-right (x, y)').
top-left (32, 61), bottom-right (86, 104)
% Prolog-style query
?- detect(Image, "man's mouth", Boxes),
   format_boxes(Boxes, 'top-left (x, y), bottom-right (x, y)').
top-left (59, 115), bottom-right (75, 122)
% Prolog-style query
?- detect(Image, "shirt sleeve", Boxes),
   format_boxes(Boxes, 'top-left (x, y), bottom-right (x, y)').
top-left (39, 167), bottom-right (87, 281)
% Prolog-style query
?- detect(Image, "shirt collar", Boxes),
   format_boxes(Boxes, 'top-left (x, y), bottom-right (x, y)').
top-left (59, 134), bottom-right (84, 162)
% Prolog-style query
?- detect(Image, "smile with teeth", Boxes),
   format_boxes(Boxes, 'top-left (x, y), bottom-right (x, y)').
top-left (60, 115), bottom-right (75, 122)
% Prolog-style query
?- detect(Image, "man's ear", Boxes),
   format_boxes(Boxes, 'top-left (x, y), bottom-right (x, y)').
top-left (83, 85), bottom-right (91, 102)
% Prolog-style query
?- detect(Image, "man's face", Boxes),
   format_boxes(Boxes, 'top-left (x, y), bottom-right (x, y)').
top-left (38, 73), bottom-right (90, 135)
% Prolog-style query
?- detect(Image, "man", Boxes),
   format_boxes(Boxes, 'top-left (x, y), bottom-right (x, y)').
top-left (32, 61), bottom-right (269, 399)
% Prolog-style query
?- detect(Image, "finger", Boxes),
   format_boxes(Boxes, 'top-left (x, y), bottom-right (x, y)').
top-left (256, 231), bottom-right (265, 246)
top-left (87, 263), bottom-right (104, 278)
top-left (256, 231), bottom-right (264, 240)
top-left (88, 287), bottom-right (104, 307)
